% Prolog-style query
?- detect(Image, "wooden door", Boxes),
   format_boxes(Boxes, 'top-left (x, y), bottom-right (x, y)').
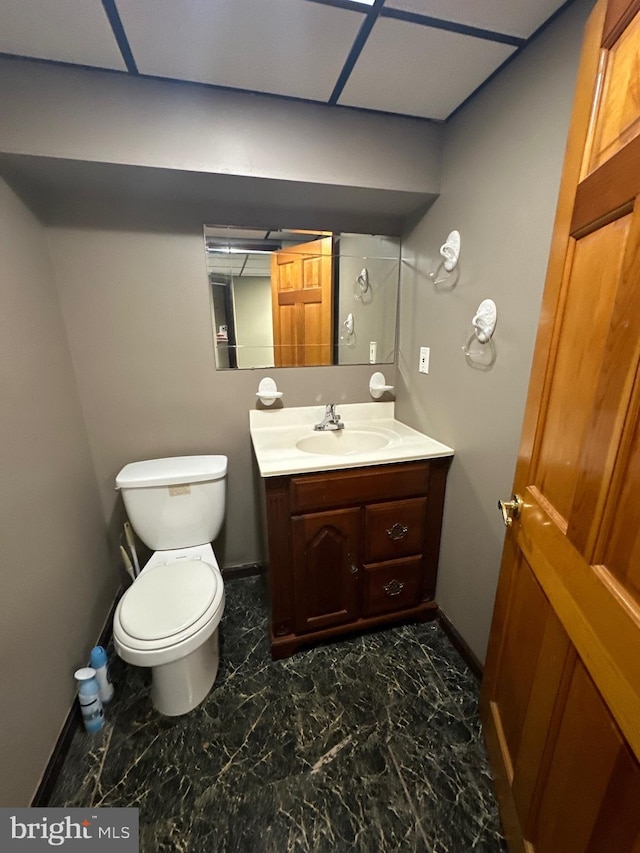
top-left (291, 508), bottom-right (361, 633)
top-left (481, 2), bottom-right (640, 850)
top-left (271, 236), bottom-right (333, 367)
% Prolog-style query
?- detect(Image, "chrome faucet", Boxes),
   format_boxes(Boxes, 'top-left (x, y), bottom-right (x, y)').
top-left (314, 404), bottom-right (344, 431)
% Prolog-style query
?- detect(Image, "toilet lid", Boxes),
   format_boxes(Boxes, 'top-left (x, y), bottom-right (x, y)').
top-left (119, 560), bottom-right (218, 641)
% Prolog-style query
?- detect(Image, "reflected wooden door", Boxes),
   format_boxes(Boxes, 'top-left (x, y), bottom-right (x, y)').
top-left (270, 236), bottom-right (333, 367)
top-left (481, 1), bottom-right (640, 850)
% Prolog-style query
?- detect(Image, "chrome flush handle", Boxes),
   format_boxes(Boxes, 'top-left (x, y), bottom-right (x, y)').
top-left (498, 495), bottom-right (523, 527)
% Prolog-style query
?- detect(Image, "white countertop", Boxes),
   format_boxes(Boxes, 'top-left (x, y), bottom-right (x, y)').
top-left (249, 402), bottom-right (454, 477)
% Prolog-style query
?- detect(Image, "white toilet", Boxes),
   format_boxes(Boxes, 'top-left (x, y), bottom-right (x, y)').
top-left (113, 455), bottom-right (227, 716)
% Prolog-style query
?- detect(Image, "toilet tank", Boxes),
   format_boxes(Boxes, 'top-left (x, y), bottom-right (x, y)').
top-left (115, 456), bottom-right (227, 550)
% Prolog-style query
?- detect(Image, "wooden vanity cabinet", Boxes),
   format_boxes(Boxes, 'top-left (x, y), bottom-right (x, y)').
top-left (263, 457), bottom-right (452, 658)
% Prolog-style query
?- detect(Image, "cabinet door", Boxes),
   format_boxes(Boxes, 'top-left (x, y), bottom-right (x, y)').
top-left (292, 507), bottom-right (361, 633)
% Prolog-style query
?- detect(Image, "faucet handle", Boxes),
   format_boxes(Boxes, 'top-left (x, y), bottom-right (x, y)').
top-left (314, 403), bottom-right (344, 430)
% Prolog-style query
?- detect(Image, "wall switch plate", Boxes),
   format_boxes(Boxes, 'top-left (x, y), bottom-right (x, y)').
top-left (419, 346), bottom-right (430, 374)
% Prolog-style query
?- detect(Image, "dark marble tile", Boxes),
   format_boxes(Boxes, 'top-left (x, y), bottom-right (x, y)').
top-left (49, 576), bottom-right (506, 852)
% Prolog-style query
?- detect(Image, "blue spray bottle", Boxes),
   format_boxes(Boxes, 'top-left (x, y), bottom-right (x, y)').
top-left (89, 646), bottom-right (114, 704)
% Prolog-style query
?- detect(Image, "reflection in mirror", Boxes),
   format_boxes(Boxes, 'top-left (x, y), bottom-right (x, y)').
top-left (204, 225), bottom-right (400, 369)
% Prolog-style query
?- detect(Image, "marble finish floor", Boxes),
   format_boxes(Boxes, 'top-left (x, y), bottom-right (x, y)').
top-left (50, 577), bottom-right (506, 852)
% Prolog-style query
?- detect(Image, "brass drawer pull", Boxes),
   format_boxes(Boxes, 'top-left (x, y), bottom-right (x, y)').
top-left (386, 522), bottom-right (408, 541)
top-left (383, 579), bottom-right (405, 597)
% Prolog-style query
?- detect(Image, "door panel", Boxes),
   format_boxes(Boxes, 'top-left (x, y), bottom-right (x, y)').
top-left (518, 496), bottom-right (640, 758)
top-left (586, 743), bottom-right (640, 852)
top-left (481, 2), bottom-right (640, 849)
top-left (568, 207), bottom-right (640, 557)
top-left (491, 554), bottom-right (551, 779)
top-left (531, 658), bottom-right (635, 853)
top-left (488, 553), bottom-right (572, 828)
top-left (534, 216), bottom-right (629, 524)
top-left (271, 236), bottom-right (333, 366)
top-left (589, 11), bottom-right (640, 171)
top-left (510, 596), bottom-right (572, 837)
top-left (603, 407), bottom-right (640, 596)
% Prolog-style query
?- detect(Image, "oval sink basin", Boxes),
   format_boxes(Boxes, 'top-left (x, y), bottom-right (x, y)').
top-left (296, 430), bottom-right (391, 456)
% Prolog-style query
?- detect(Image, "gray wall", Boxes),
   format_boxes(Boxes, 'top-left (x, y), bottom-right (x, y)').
top-left (395, 0), bottom-right (595, 663)
top-left (0, 57), bottom-right (442, 235)
top-left (232, 276), bottom-right (275, 369)
top-left (0, 179), bottom-right (115, 806)
top-left (47, 223), bottom-right (390, 570)
top-left (0, 57), bottom-right (441, 194)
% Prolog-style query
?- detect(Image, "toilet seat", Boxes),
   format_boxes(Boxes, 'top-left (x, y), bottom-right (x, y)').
top-left (113, 559), bottom-right (225, 666)
top-left (119, 560), bottom-right (217, 641)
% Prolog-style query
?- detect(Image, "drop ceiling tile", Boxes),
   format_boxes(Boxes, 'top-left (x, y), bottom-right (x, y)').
top-left (384, 0), bottom-right (567, 39)
top-left (339, 17), bottom-right (515, 120)
top-left (0, 0), bottom-right (126, 69)
top-left (115, 0), bottom-right (365, 101)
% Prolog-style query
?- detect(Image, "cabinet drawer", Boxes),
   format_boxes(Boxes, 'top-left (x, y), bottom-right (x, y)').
top-left (364, 497), bottom-right (426, 562)
top-left (363, 557), bottom-right (422, 617)
top-left (290, 462), bottom-right (430, 513)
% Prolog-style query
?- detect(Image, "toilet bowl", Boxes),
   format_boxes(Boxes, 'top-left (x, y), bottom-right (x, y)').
top-left (113, 456), bottom-right (227, 716)
top-left (113, 545), bottom-right (225, 716)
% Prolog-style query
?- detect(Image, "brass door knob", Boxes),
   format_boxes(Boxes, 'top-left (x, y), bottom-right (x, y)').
top-left (498, 495), bottom-right (523, 527)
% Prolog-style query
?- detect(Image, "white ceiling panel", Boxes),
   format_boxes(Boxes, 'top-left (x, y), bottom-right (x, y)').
top-left (383, 0), bottom-right (568, 39)
top-left (0, 0), bottom-right (126, 69)
top-left (0, 1), bottom-right (576, 122)
top-left (339, 17), bottom-right (515, 120)
top-left (115, 0), bottom-right (365, 101)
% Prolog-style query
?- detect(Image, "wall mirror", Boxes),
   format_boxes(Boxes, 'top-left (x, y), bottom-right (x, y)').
top-left (204, 225), bottom-right (400, 369)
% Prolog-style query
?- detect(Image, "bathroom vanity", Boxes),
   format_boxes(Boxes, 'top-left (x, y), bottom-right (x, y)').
top-left (250, 404), bottom-right (454, 658)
